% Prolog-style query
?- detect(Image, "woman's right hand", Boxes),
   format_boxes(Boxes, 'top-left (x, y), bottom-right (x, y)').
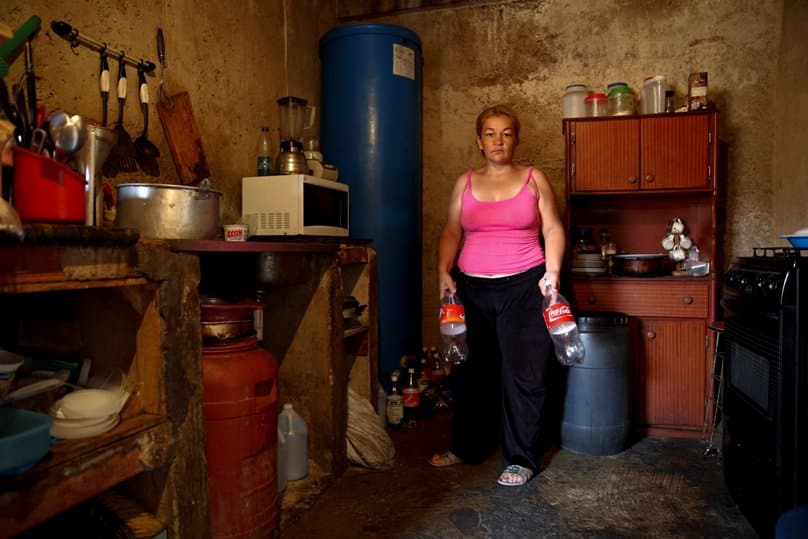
top-left (438, 271), bottom-right (456, 298)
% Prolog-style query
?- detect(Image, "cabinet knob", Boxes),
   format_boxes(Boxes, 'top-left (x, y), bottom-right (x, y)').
top-left (645, 174), bottom-right (655, 183)
top-left (587, 296), bottom-right (597, 304)
top-left (646, 331), bottom-right (656, 339)
top-left (627, 176), bottom-right (638, 184)
top-left (683, 296), bottom-right (694, 304)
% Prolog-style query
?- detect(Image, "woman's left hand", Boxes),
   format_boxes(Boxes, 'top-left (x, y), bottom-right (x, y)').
top-left (539, 271), bottom-right (559, 296)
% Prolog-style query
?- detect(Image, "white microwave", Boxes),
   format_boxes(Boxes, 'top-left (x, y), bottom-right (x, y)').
top-left (242, 175), bottom-right (349, 237)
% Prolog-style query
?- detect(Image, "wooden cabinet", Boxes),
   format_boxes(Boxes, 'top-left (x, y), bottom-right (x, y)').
top-left (564, 111), bottom-right (723, 439)
top-left (566, 112), bottom-right (717, 192)
top-left (0, 230), bottom-right (208, 537)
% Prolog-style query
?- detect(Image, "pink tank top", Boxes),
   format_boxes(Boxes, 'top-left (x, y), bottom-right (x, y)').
top-left (458, 167), bottom-right (545, 275)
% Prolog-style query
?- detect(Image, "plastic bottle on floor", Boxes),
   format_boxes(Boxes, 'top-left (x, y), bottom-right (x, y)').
top-left (278, 403), bottom-right (308, 480)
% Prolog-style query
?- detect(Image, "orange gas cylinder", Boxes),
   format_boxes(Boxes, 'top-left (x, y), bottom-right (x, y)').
top-left (202, 336), bottom-right (279, 539)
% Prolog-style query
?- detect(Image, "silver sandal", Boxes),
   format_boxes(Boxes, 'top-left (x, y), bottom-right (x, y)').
top-left (497, 464), bottom-right (533, 487)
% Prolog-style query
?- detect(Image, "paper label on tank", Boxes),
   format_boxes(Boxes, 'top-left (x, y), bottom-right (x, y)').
top-left (392, 43), bottom-right (415, 80)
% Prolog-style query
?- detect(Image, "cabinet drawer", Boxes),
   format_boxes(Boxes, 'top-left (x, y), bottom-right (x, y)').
top-left (571, 280), bottom-right (709, 318)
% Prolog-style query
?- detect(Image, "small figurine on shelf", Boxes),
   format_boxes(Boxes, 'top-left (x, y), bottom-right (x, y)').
top-left (661, 216), bottom-right (694, 266)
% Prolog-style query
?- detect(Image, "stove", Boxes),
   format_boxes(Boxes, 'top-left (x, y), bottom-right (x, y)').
top-left (721, 247), bottom-right (807, 538)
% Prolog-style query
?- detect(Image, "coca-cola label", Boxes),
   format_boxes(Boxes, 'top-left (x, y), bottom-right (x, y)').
top-left (402, 388), bottom-right (420, 408)
top-left (543, 302), bottom-right (575, 329)
top-left (439, 303), bottom-right (465, 325)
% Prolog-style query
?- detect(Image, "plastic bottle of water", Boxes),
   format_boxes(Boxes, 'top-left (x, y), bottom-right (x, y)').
top-left (541, 286), bottom-right (585, 365)
top-left (278, 403), bottom-right (308, 480)
top-left (439, 292), bottom-right (468, 364)
top-left (256, 126), bottom-right (272, 176)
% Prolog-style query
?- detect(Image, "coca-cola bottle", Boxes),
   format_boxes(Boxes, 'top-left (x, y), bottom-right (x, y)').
top-left (541, 285), bottom-right (585, 365)
top-left (402, 367), bottom-right (420, 428)
top-left (439, 292), bottom-right (468, 364)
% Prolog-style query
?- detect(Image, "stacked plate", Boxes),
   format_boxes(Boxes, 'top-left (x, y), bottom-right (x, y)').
top-left (571, 252), bottom-right (608, 275)
top-left (49, 388), bottom-right (129, 439)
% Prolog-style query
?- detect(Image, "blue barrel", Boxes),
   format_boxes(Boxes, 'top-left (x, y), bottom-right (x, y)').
top-left (320, 24), bottom-right (423, 375)
top-left (561, 312), bottom-right (631, 456)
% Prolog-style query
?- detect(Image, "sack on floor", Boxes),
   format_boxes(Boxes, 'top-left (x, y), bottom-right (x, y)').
top-left (347, 387), bottom-right (395, 469)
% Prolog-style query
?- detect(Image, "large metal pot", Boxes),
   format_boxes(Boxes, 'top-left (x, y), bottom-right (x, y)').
top-left (612, 253), bottom-right (669, 276)
top-left (115, 182), bottom-right (222, 240)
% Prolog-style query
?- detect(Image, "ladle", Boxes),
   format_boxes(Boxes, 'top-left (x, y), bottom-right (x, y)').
top-left (134, 62), bottom-right (160, 176)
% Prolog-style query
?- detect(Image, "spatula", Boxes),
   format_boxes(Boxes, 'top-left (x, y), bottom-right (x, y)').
top-left (103, 54), bottom-right (137, 177)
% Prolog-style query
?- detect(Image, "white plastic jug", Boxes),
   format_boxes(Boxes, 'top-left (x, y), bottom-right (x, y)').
top-left (276, 428), bottom-right (287, 493)
top-left (278, 403), bottom-right (308, 481)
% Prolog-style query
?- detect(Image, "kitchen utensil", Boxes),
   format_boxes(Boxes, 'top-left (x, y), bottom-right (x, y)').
top-left (76, 124), bottom-right (116, 226)
top-left (99, 48), bottom-right (110, 126)
top-left (156, 28), bottom-right (174, 109)
top-left (134, 63), bottom-right (160, 177)
top-left (114, 180), bottom-right (222, 239)
top-left (156, 91), bottom-right (210, 185)
top-left (29, 128), bottom-right (48, 154)
top-left (24, 39), bottom-right (37, 130)
top-left (13, 83), bottom-right (29, 146)
top-left (103, 54), bottom-right (137, 177)
top-left (612, 253), bottom-right (668, 276)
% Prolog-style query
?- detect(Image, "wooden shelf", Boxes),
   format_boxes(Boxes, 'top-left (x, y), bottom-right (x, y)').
top-left (0, 415), bottom-right (171, 536)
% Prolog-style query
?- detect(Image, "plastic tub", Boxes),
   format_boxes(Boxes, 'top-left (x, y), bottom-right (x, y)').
top-left (12, 147), bottom-right (86, 223)
top-left (584, 93), bottom-right (608, 117)
top-left (607, 86), bottom-right (635, 116)
top-left (562, 84), bottom-right (588, 118)
top-left (641, 75), bottom-right (667, 114)
top-left (0, 408), bottom-right (54, 475)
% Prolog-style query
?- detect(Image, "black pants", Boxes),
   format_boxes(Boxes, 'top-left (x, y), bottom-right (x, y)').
top-left (449, 265), bottom-right (551, 473)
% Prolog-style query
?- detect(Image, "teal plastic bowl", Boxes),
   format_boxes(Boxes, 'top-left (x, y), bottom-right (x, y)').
top-left (0, 408), bottom-right (54, 476)
top-left (782, 235), bottom-right (808, 249)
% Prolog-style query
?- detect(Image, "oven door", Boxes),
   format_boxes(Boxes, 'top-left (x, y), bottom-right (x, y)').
top-left (721, 298), bottom-right (796, 537)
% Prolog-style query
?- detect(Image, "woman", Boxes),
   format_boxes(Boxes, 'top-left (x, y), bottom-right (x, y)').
top-left (431, 103), bottom-right (565, 487)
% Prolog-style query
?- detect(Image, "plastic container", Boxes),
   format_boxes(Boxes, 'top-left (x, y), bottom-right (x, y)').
top-left (202, 336), bottom-right (280, 538)
top-left (607, 86), bottom-right (635, 116)
top-left (320, 23), bottom-right (423, 375)
top-left (562, 84), bottom-right (588, 118)
top-left (0, 349), bottom-right (24, 401)
top-left (561, 312), bottom-right (630, 456)
top-left (256, 126), bottom-right (272, 176)
top-left (641, 75), bottom-right (667, 114)
top-left (12, 146), bottom-right (86, 223)
top-left (0, 408), bottom-right (54, 475)
top-left (439, 292), bottom-right (468, 364)
top-left (584, 93), bottom-right (608, 117)
top-left (276, 428), bottom-right (287, 494)
top-left (278, 402), bottom-right (308, 481)
top-left (542, 286), bottom-right (585, 365)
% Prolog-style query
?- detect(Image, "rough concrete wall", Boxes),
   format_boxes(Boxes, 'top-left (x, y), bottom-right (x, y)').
top-left (363, 0), bottom-right (785, 347)
top-left (772, 0), bottom-right (808, 238)
top-left (3, 0), bottom-right (335, 224)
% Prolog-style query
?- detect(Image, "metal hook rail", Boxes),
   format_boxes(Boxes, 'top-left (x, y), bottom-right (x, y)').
top-left (50, 20), bottom-right (156, 73)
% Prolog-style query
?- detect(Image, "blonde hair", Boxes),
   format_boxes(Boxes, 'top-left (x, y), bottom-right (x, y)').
top-left (475, 104), bottom-right (520, 143)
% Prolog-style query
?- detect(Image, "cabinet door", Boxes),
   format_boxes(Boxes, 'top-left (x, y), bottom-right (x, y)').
top-left (569, 118), bottom-right (640, 192)
top-left (637, 318), bottom-right (706, 429)
top-left (640, 114), bottom-right (713, 189)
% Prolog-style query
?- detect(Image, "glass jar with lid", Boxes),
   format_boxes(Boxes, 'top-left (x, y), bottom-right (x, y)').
top-left (607, 86), bottom-right (635, 116)
top-left (562, 84), bottom-right (588, 119)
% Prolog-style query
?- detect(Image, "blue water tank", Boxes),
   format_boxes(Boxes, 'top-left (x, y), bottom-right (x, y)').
top-left (320, 24), bottom-right (423, 375)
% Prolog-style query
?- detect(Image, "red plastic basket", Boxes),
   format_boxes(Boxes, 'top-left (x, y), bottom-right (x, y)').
top-left (13, 146), bottom-right (86, 223)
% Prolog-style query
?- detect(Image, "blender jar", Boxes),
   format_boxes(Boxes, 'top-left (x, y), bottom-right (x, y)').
top-left (277, 96), bottom-right (316, 146)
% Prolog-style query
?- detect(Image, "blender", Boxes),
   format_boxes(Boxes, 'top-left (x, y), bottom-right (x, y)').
top-left (276, 96), bottom-right (315, 175)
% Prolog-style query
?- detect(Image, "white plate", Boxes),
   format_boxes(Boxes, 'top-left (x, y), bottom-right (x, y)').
top-left (51, 413), bottom-right (119, 439)
top-left (4, 377), bottom-right (65, 401)
top-left (60, 388), bottom-right (122, 419)
top-left (0, 350), bottom-right (25, 373)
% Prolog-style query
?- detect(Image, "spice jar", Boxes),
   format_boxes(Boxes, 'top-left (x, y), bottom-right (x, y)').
top-left (584, 93), bottom-right (608, 117)
top-left (562, 84), bottom-right (588, 119)
top-left (607, 86), bottom-right (635, 116)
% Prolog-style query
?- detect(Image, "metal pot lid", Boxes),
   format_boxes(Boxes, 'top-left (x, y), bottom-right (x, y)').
top-left (115, 182), bottom-right (223, 196)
